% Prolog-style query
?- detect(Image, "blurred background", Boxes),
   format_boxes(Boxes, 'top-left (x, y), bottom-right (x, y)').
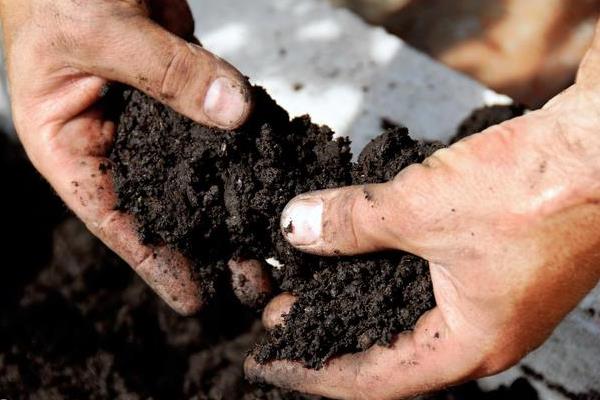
top-left (331, 0), bottom-right (600, 108)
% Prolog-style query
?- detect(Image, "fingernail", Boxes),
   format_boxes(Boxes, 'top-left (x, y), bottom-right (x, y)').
top-left (281, 197), bottom-right (323, 246)
top-left (204, 77), bottom-right (248, 128)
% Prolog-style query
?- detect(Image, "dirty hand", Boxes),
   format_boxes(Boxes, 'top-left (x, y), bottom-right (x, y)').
top-left (245, 24), bottom-right (600, 399)
top-left (0, 0), bottom-right (259, 314)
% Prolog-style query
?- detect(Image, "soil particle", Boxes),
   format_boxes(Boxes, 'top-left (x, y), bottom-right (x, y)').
top-left (363, 186), bottom-right (373, 201)
top-left (99, 162), bottom-right (111, 174)
top-left (353, 126), bottom-right (444, 183)
top-left (283, 221), bottom-right (294, 235)
top-left (380, 117), bottom-right (401, 130)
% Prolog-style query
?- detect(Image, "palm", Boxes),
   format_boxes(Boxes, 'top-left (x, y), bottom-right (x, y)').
top-left (2, 0), bottom-right (249, 314)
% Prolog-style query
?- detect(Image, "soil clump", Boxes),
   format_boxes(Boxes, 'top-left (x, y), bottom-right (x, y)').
top-left (109, 87), bottom-right (439, 368)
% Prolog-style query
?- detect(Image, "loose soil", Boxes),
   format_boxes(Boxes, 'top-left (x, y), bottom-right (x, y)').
top-left (0, 100), bottom-right (539, 398)
top-left (109, 87), bottom-right (440, 368)
top-left (0, 134), bottom-right (315, 399)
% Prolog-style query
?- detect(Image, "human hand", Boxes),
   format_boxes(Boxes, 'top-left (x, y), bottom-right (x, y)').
top-left (245, 23), bottom-right (600, 399)
top-left (0, 0), bottom-right (256, 314)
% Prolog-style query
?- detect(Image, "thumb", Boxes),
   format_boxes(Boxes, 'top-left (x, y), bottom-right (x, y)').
top-left (78, 15), bottom-right (251, 129)
top-left (281, 165), bottom-right (429, 256)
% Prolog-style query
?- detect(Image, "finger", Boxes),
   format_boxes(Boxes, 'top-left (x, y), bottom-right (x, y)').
top-left (32, 108), bottom-right (203, 315)
top-left (280, 165), bottom-right (431, 256)
top-left (246, 308), bottom-right (483, 400)
top-left (73, 15), bottom-right (251, 130)
top-left (262, 293), bottom-right (296, 330)
top-left (228, 258), bottom-right (273, 308)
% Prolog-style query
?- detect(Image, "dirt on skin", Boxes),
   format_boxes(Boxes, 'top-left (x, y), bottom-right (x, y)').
top-left (109, 86), bottom-right (440, 368)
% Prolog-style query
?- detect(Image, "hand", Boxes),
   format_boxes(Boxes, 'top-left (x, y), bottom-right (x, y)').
top-left (245, 23), bottom-right (600, 399)
top-left (0, 0), bottom-right (254, 314)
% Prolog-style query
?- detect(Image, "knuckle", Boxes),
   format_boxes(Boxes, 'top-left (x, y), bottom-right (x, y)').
top-left (159, 43), bottom-right (203, 100)
top-left (390, 165), bottom-right (434, 234)
top-left (346, 191), bottom-right (364, 250)
top-left (322, 188), bottom-right (362, 251)
top-left (421, 147), bottom-right (453, 169)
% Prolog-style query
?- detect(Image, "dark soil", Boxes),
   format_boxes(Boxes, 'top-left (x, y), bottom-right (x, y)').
top-left (0, 134), bottom-right (317, 399)
top-left (0, 133), bottom-right (64, 303)
top-left (0, 97), bottom-right (539, 399)
top-left (109, 87), bottom-right (353, 300)
top-left (451, 103), bottom-right (527, 144)
top-left (109, 87), bottom-right (440, 368)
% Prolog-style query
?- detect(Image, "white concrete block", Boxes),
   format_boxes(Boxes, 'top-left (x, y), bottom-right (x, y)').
top-left (192, 0), bottom-right (507, 152)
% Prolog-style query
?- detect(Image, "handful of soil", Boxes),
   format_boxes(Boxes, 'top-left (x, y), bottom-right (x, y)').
top-left (109, 85), bottom-right (439, 368)
top-left (0, 98), bottom-right (541, 399)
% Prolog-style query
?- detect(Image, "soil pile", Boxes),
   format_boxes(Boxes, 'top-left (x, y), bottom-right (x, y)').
top-left (109, 87), bottom-right (440, 368)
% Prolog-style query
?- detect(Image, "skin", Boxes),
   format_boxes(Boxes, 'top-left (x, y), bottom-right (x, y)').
top-left (0, 0), bottom-right (269, 315)
top-left (245, 21), bottom-right (600, 400)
